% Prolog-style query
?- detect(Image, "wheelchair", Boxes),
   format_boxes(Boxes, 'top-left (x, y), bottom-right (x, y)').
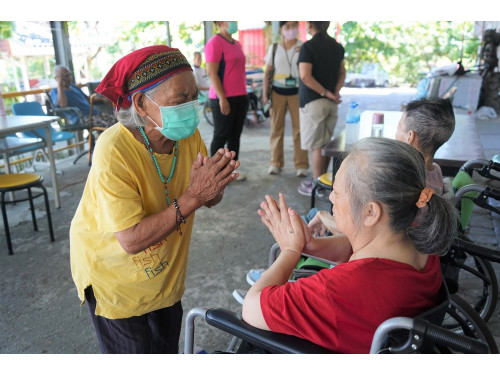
top-left (440, 158), bottom-right (500, 323)
top-left (184, 243), bottom-right (497, 354)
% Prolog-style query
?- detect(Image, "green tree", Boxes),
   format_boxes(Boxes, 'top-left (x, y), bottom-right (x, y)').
top-left (0, 21), bottom-right (14, 39)
top-left (339, 21), bottom-right (480, 86)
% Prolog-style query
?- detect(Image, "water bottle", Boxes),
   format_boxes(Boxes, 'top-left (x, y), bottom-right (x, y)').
top-left (371, 112), bottom-right (385, 137)
top-left (345, 101), bottom-right (361, 147)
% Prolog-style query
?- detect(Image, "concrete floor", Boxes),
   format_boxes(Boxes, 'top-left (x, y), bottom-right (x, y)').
top-left (1, 87), bottom-right (499, 354)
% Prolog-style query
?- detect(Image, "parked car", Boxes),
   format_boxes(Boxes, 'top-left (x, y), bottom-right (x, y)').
top-left (345, 63), bottom-right (390, 88)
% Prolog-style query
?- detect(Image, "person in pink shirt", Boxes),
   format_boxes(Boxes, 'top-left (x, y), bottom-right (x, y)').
top-left (241, 137), bottom-right (457, 353)
top-left (205, 21), bottom-right (248, 181)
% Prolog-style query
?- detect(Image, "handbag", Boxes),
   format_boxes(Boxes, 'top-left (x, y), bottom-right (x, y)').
top-left (263, 43), bottom-right (278, 118)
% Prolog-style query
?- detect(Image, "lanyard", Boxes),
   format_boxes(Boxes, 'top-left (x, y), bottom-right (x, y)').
top-left (283, 41), bottom-right (297, 76)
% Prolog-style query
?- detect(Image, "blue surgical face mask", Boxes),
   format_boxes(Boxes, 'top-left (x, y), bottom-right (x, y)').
top-left (145, 95), bottom-right (200, 141)
top-left (226, 21), bottom-right (238, 35)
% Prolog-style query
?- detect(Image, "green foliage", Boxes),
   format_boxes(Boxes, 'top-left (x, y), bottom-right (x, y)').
top-left (0, 21), bottom-right (14, 39)
top-left (339, 21), bottom-right (480, 86)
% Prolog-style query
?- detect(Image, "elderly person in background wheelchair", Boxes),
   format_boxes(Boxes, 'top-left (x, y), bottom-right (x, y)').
top-left (50, 65), bottom-right (115, 127)
top-left (242, 137), bottom-right (458, 353)
top-left (70, 45), bottom-right (240, 354)
top-left (396, 97), bottom-right (455, 197)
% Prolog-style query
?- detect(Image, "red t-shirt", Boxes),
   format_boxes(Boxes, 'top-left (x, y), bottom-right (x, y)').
top-left (260, 255), bottom-right (442, 354)
top-left (204, 34), bottom-right (247, 100)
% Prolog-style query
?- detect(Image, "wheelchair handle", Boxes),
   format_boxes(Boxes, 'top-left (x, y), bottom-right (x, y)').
top-left (412, 318), bottom-right (490, 354)
top-left (454, 184), bottom-right (488, 199)
top-left (451, 237), bottom-right (500, 264)
top-left (371, 316), bottom-right (490, 354)
top-left (488, 186), bottom-right (500, 201)
top-left (461, 159), bottom-right (490, 172)
top-left (460, 159), bottom-right (500, 182)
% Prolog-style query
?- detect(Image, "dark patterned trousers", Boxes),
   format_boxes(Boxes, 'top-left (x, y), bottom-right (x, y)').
top-left (84, 286), bottom-right (183, 354)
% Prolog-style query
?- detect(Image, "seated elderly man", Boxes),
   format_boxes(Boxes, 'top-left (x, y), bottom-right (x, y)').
top-left (50, 65), bottom-right (115, 127)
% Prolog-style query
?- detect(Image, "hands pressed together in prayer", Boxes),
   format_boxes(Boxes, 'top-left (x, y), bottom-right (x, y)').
top-left (257, 193), bottom-right (311, 259)
top-left (186, 148), bottom-right (239, 208)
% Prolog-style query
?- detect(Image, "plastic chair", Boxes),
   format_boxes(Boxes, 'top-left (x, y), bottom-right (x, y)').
top-left (11, 101), bottom-right (80, 173)
top-left (0, 173), bottom-right (55, 255)
top-left (11, 101), bottom-right (76, 147)
top-left (311, 172), bottom-right (333, 209)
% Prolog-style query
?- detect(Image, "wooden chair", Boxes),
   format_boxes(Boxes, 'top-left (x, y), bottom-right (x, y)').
top-left (0, 173), bottom-right (55, 255)
top-left (84, 93), bottom-right (116, 166)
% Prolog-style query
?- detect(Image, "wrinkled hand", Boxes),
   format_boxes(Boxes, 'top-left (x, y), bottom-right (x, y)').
top-left (257, 193), bottom-right (305, 256)
top-left (55, 75), bottom-right (64, 87)
top-left (219, 98), bottom-right (231, 115)
top-left (307, 212), bottom-right (328, 237)
top-left (307, 210), bottom-right (339, 237)
top-left (186, 148), bottom-right (239, 206)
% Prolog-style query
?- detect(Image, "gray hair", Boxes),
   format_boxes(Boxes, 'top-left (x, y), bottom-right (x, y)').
top-left (402, 98), bottom-right (455, 157)
top-left (116, 84), bottom-right (162, 128)
top-left (344, 137), bottom-right (457, 255)
top-left (52, 64), bottom-right (69, 77)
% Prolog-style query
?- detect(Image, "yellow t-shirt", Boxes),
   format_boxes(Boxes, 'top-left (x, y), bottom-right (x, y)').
top-left (70, 123), bottom-right (207, 319)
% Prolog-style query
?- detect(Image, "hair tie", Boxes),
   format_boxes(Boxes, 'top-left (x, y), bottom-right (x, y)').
top-left (416, 187), bottom-right (435, 208)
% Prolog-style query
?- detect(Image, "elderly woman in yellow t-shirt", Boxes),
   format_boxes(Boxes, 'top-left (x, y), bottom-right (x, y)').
top-left (70, 45), bottom-right (240, 354)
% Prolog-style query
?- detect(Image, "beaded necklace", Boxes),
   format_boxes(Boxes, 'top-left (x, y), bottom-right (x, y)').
top-left (137, 126), bottom-right (178, 206)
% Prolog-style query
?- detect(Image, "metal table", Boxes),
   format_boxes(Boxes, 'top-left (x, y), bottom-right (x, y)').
top-left (0, 115), bottom-right (62, 208)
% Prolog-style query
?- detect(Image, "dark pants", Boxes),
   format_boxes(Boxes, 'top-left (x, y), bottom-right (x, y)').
top-left (84, 286), bottom-right (183, 354)
top-left (210, 95), bottom-right (249, 160)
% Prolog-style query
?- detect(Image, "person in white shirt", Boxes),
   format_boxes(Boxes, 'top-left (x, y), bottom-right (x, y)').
top-left (263, 21), bottom-right (309, 178)
top-left (193, 51), bottom-right (210, 95)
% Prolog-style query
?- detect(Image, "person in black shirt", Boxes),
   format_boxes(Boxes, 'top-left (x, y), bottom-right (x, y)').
top-left (297, 21), bottom-right (346, 197)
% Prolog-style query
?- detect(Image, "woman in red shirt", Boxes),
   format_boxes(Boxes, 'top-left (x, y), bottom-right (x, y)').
top-left (242, 137), bottom-right (458, 353)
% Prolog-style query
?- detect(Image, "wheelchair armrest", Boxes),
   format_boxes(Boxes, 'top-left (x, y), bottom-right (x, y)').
top-left (204, 308), bottom-right (331, 354)
top-left (52, 107), bottom-right (88, 131)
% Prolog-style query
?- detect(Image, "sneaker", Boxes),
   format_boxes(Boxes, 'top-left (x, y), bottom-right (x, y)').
top-left (193, 345), bottom-right (208, 354)
top-left (297, 184), bottom-right (313, 196)
top-left (296, 169), bottom-right (308, 177)
top-left (232, 289), bottom-right (247, 305)
top-left (297, 184), bottom-right (326, 198)
top-left (268, 166), bottom-right (280, 175)
top-left (300, 179), bottom-right (314, 189)
top-left (246, 268), bottom-right (265, 285)
top-left (234, 171), bottom-right (247, 182)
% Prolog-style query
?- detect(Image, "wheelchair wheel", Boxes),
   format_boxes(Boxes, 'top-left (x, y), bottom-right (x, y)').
top-left (442, 294), bottom-right (498, 353)
top-left (456, 255), bottom-right (498, 322)
top-left (203, 102), bottom-right (214, 126)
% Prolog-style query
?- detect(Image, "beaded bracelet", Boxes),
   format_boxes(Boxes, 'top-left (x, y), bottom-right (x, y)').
top-left (173, 199), bottom-right (186, 236)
